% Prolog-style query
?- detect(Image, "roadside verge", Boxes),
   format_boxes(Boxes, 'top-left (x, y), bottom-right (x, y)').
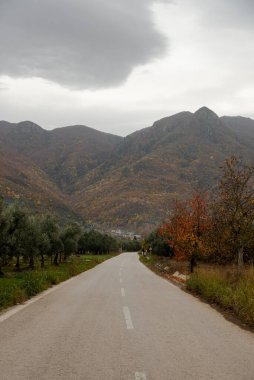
top-left (0, 254), bottom-right (116, 314)
top-left (140, 254), bottom-right (254, 332)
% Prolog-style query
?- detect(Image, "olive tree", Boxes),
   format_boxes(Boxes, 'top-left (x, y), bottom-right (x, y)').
top-left (61, 223), bottom-right (82, 261)
top-left (0, 200), bottom-right (11, 275)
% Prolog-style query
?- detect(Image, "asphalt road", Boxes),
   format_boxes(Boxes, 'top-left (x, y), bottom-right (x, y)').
top-left (0, 252), bottom-right (254, 380)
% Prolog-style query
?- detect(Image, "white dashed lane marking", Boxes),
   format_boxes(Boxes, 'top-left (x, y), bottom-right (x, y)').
top-left (123, 306), bottom-right (134, 330)
top-left (120, 278), bottom-right (123, 283)
top-left (121, 288), bottom-right (125, 297)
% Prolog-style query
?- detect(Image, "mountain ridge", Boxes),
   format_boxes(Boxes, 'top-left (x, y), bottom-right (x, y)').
top-left (1, 107), bottom-right (254, 233)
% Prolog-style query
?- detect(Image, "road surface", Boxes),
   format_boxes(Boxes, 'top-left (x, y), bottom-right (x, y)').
top-left (0, 252), bottom-right (254, 380)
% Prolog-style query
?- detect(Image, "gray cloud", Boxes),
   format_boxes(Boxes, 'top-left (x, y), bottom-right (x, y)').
top-left (0, 0), bottom-right (167, 89)
top-left (192, 0), bottom-right (254, 30)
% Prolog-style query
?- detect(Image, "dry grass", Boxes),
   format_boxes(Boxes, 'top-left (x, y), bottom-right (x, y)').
top-left (139, 255), bottom-right (189, 274)
top-left (187, 266), bottom-right (254, 327)
top-left (140, 254), bottom-right (254, 328)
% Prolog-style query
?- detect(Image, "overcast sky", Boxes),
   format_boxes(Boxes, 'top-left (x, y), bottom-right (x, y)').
top-left (0, 0), bottom-right (253, 136)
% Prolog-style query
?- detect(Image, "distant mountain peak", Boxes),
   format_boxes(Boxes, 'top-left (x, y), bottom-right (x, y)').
top-left (17, 121), bottom-right (44, 130)
top-left (194, 106), bottom-right (219, 121)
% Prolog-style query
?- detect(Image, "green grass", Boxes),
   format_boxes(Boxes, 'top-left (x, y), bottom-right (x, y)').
top-left (187, 267), bottom-right (254, 328)
top-left (0, 254), bottom-right (116, 311)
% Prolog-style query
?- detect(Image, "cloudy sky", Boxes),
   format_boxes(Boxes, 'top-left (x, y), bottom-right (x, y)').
top-left (0, 0), bottom-right (253, 135)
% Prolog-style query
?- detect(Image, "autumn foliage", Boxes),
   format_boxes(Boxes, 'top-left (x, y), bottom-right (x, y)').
top-left (159, 194), bottom-right (210, 270)
top-left (152, 156), bottom-right (254, 270)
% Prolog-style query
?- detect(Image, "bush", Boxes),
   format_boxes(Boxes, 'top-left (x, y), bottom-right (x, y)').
top-left (44, 271), bottom-right (60, 285)
top-left (233, 275), bottom-right (254, 325)
top-left (67, 261), bottom-right (80, 276)
top-left (13, 288), bottom-right (28, 304)
top-left (21, 271), bottom-right (47, 297)
top-left (0, 283), bottom-right (19, 308)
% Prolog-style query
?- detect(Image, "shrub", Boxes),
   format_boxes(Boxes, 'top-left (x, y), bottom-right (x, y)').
top-left (13, 288), bottom-right (28, 304)
top-left (67, 260), bottom-right (80, 276)
top-left (21, 271), bottom-right (47, 297)
top-left (0, 284), bottom-right (17, 308)
top-left (45, 271), bottom-right (60, 285)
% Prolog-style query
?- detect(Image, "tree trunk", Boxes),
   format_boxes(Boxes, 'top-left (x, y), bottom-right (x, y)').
top-left (190, 256), bottom-right (196, 273)
top-left (238, 246), bottom-right (244, 270)
top-left (29, 257), bottom-right (34, 269)
top-left (15, 255), bottom-right (20, 271)
top-left (41, 254), bottom-right (45, 269)
top-left (53, 253), bottom-right (59, 266)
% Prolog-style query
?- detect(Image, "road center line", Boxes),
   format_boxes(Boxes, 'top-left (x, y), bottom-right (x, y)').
top-left (121, 288), bottom-right (125, 297)
top-left (135, 372), bottom-right (147, 380)
top-left (123, 306), bottom-right (134, 330)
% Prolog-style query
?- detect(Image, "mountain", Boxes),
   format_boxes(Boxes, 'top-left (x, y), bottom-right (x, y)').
top-left (221, 116), bottom-right (254, 147)
top-left (1, 107), bottom-right (254, 232)
top-left (0, 121), bottom-right (122, 221)
top-left (0, 121), bottom-right (123, 192)
top-left (73, 107), bottom-right (254, 232)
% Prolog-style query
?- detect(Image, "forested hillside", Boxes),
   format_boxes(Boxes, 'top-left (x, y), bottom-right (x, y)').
top-left (1, 107), bottom-right (254, 232)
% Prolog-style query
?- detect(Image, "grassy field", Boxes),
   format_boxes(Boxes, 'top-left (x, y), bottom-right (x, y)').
top-left (0, 254), bottom-right (116, 311)
top-left (140, 254), bottom-right (254, 329)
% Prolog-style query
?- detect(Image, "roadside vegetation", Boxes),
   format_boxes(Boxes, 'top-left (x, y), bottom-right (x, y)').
top-left (187, 266), bottom-right (254, 327)
top-left (121, 237), bottom-right (141, 252)
top-left (0, 201), bottom-right (120, 310)
top-left (0, 255), bottom-right (115, 311)
top-left (142, 156), bottom-right (254, 328)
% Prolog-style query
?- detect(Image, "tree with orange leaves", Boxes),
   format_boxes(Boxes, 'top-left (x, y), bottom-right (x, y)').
top-left (159, 193), bottom-right (210, 272)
